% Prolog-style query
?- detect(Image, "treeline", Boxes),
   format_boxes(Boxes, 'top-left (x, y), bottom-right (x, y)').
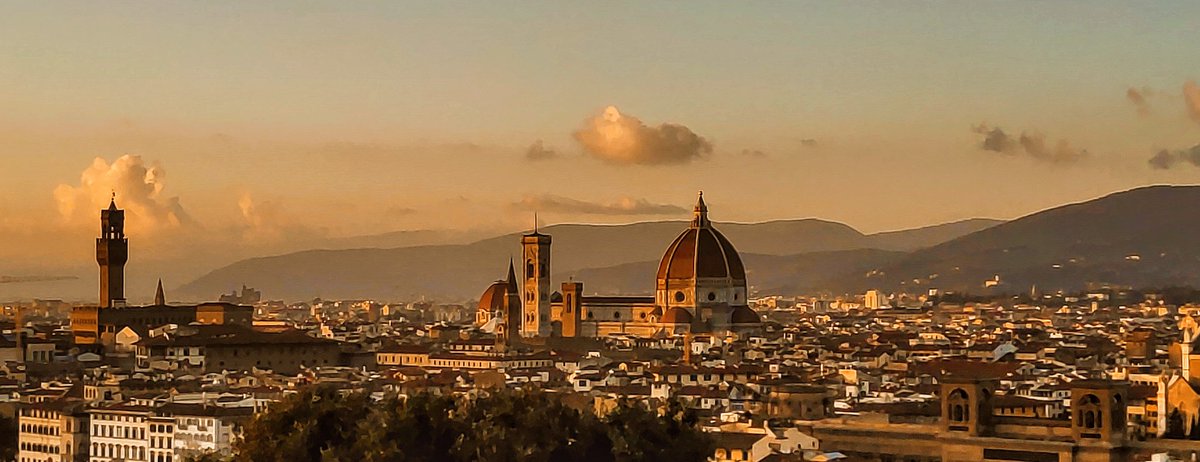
top-left (193, 386), bottom-right (714, 462)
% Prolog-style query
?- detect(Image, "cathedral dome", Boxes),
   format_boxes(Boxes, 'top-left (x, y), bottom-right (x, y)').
top-left (478, 260), bottom-right (518, 314)
top-left (656, 193), bottom-right (746, 282)
top-left (478, 281), bottom-right (512, 313)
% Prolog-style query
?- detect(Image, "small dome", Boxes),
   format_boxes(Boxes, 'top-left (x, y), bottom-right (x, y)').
top-left (478, 281), bottom-right (511, 313)
top-left (660, 307), bottom-right (694, 324)
top-left (730, 306), bottom-right (760, 324)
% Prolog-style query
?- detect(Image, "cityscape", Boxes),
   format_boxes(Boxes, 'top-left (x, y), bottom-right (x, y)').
top-left (4, 2), bottom-right (1200, 462)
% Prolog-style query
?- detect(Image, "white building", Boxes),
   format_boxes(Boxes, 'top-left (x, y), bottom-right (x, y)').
top-left (17, 400), bottom-right (89, 462)
top-left (89, 403), bottom-right (152, 462)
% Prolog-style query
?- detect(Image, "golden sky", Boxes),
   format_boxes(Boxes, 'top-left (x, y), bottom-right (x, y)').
top-left (2, 1), bottom-right (1200, 276)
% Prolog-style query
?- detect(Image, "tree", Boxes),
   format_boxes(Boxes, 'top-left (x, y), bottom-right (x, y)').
top-left (231, 387), bottom-right (714, 462)
top-left (234, 386), bottom-right (372, 462)
top-left (1165, 409), bottom-right (1186, 439)
top-left (0, 413), bottom-right (15, 462)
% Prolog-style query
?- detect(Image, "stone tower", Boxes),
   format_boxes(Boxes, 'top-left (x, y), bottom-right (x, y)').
top-left (522, 220), bottom-right (552, 337)
top-left (96, 197), bottom-right (128, 308)
top-left (940, 376), bottom-right (996, 436)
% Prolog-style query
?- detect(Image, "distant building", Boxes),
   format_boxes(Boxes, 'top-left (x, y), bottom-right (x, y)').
top-left (134, 324), bottom-right (341, 375)
top-left (70, 199), bottom-right (253, 346)
top-left (219, 285), bottom-right (262, 305)
top-left (476, 192), bottom-right (761, 339)
top-left (864, 290), bottom-right (889, 309)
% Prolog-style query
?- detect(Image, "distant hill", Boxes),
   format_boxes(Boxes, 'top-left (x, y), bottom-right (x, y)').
top-left (177, 218), bottom-right (999, 301)
top-left (855, 185), bottom-right (1200, 293)
top-left (563, 249), bottom-right (908, 296)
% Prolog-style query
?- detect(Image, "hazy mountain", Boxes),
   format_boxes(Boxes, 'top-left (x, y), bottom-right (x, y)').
top-left (854, 185), bottom-right (1200, 293)
top-left (177, 218), bottom-right (999, 302)
top-left (562, 249), bottom-right (908, 296)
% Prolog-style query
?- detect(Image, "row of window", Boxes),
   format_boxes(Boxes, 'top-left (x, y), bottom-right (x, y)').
top-left (93, 423), bottom-right (145, 440)
top-left (20, 409), bottom-right (59, 419)
top-left (150, 424), bottom-right (174, 433)
top-left (18, 441), bottom-right (60, 454)
top-left (19, 423), bottom-right (59, 436)
top-left (94, 414), bottom-right (144, 423)
top-left (92, 442), bottom-right (145, 460)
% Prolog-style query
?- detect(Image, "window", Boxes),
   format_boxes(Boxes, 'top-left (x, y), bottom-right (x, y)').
top-left (674, 291), bottom-right (685, 303)
top-left (947, 388), bottom-right (970, 425)
top-left (707, 292), bottom-right (716, 301)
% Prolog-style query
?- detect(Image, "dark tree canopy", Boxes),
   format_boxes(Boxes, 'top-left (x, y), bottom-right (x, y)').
top-left (229, 386), bottom-right (714, 462)
top-left (0, 413), bottom-right (15, 462)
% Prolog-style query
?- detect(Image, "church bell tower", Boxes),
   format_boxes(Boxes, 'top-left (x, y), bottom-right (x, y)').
top-left (522, 218), bottom-right (552, 337)
top-left (96, 196), bottom-right (128, 308)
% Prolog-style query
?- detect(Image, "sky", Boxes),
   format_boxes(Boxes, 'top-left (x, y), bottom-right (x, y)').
top-left (1, 1), bottom-right (1200, 285)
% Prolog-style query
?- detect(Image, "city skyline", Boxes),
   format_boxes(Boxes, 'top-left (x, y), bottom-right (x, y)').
top-left (7, 4), bottom-right (1200, 462)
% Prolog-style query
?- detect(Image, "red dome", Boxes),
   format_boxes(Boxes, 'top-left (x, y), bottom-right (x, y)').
top-left (656, 226), bottom-right (745, 281)
top-left (478, 281), bottom-right (512, 313)
top-left (656, 193), bottom-right (745, 282)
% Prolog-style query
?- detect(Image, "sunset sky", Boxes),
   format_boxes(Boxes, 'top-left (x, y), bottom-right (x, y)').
top-left (2, 1), bottom-right (1200, 277)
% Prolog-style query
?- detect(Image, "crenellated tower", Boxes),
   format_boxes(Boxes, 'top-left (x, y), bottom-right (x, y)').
top-left (96, 196), bottom-right (128, 308)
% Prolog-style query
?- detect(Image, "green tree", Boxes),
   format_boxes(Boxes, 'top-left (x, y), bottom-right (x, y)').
top-left (232, 387), bottom-right (714, 462)
top-left (234, 386), bottom-right (371, 462)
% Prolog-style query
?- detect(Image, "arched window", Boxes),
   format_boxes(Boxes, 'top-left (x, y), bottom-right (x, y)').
top-left (526, 260), bottom-right (535, 280)
top-left (1076, 394), bottom-right (1103, 435)
top-left (947, 388), bottom-right (970, 424)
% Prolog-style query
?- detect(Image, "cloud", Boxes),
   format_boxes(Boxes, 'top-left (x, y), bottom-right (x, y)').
top-left (1185, 81), bottom-right (1200, 123)
top-left (1127, 87), bottom-right (1153, 116)
top-left (800, 139), bottom-right (818, 148)
top-left (572, 106), bottom-right (712, 165)
top-left (740, 149), bottom-right (768, 158)
top-left (971, 124), bottom-right (1087, 164)
top-left (53, 155), bottom-right (190, 233)
top-left (237, 193), bottom-right (327, 244)
top-left (512, 194), bottom-right (687, 216)
top-left (1147, 144), bottom-right (1200, 170)
top-left (524, 139), bottom-right (557, 161)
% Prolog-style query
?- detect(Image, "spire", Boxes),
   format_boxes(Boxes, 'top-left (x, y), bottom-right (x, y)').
top-left (108, 191), bottom-right (119, 211)
top-left (506, 258), bottom-right (517, 289)
top-left (155, 279), bottom-right (166, 305)
top-left (692, 190), bottom-right (709, 228)
top-left (534, 212), bottom-right (538, 234)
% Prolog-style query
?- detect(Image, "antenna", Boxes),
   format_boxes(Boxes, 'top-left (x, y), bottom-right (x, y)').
top-left (534, 212), bottom-right (539, 233)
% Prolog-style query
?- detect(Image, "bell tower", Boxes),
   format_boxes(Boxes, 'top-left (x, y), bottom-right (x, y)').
top-left (96, 196), bottom-right (128, 308)
top-left (522, 217), bottom-right (552, 337)
top-left (940, 376), bottom-right (996, 436)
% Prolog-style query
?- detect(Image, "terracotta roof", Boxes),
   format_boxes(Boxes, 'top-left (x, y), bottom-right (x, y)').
top-left (655, 204), bottom-right (745, 281)
top-left (661, 307), bottom-right (694, 324)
